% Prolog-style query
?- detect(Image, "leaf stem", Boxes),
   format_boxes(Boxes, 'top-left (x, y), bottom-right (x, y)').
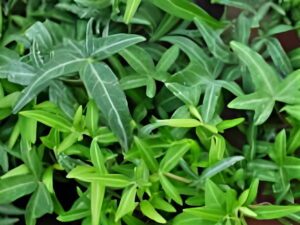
top-left (164, 172), bottom-right (192, 184)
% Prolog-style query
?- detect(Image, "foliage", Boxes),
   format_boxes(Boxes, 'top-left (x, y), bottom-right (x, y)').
top-left (0, 0), bottom-right (300, 224)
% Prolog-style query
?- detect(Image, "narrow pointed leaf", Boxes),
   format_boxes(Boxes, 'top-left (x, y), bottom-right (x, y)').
top-left (80, 62), bottom-right (132, 150)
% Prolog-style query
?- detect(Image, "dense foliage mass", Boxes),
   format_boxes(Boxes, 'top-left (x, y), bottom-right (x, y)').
top-left (1, 0), bottom-right (300, 224)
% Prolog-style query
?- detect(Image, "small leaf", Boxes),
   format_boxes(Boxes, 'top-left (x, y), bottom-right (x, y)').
top-left (201, 84), bottom-right (221, 122)
top-left (119, 45), bottom-right (155, 74)
top-left (184, 207), bottom-right (225, 222)
top-left (140, 200), bottom-right (166, 224)
top-left (205, 180), bottom-right (225, 209)
top-left (115, 185), bottom-right (137, 221)
top-left (19, 110), bottom-right (72, 132)
top-left (244, 178), bottom-right (259, 206)
top-left (273, 129), bottom-right (286, 166)
top-left (156, 46), bottom-right (179, 72)
top-left (159, 173), bottom-right (182, 205)
top-left (85, 100), bottom-right (99, 136)
top-left (57, 208), bottom-right (90, 222)
top-left (251, 205), bottom-right (300, 220)
top-left (134, 137), bottom-right (158, 173)
top-left (151, 196), bottom-right (176, 213)
top-left (90, 140), bottom-right (107, 174)
top-left (124, 0), bottom-right (142, 24)
top-left (160, 141), bottom-right (190, 172)
top-left (194, 156), bottom-right (245, 185)
top-left (216, 118), bottom-right (245, 132)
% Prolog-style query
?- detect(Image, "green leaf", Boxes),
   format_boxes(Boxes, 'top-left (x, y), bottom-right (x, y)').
top-left (281, 105), bottom-right (300, 121)
top-left (165, 83), bottom-right (201, 106)
top-left (119, 45), bottom-right (155, 74)
top-left (160, 140), bottom-right (190, 172)
top-left (20, 138), bottom-right (42, 179)
top-left (201, 84), bottom-right (221, 123)
top-left (244, 178), bottom-right (259, 206)
top-left (251, 205), bottom-right (300, 219)
top-left (0, 61), bottom-right (36, 85)
top-left (148, 0), bottom-right (223, 28)
top-left (216, 118), bottom-right (245, 132)
top-left (0, 175), bottom-right (37, 204)
top-left (230, 41), bottom-right (280, 95)
top-left (0, 218), bottom-right (19, 225)
top-left (90, 182), bottom-right (105, 225)
top-left (275, 70), bottom-right (300, 104)
top-left (1, 164), bottom-right (30, 179)
top-left (57, 208), bottom-right (90, 222)
top-left (151, 196), bottom-right (176, 213)
top-left (194, 18), bottom-right (233, 63)
top-left (159, 173), bottom-right (182, 205)
top-left (115, 185), bottom-right (137, 221)
top-left (13, 53), bottom-right (86, 113)
top-left (267, 38), bottom-right (293, 76)
top-left (150, 14), bottom-right (179, 41)
top-left (80, 62), bottom-right (132, 150)
top-left (273, 129), bottom-right (286, 166)
top-left (19, 110), bottom-right (72, 132)
top-left (85, 100), bottom-right (99, 136)
top-left (25, 182), bottom-right (53, 224)
top-left (19, 115), bottom-right (37, 144)
top-left (91, 34), bottom-right (145, 60)
top-left (49, 80), bottom-right (79, 119)
top-left (194, 156), bottom-right (245, 185)
top-left (67, 166), bottom-right (132, 188)
top-left (209, 135), bottom-right (226, 165)
top-left (124, 0), bottom-right (142, 24)
top-left (161, 36), bottom-right (212, 73)
top-left (283, 156), bottom-right (300, 180)
top-left (134, 137), bottom-right (159, 173)
top-left (156, 45), bottom-right (179, 72)
top-left (205, 180), bottom-right (225, 209)
top-left (184, 207), bottom-right (225, 222)
top-left (211, 0), bottom-right (255, 13)
top-left (120, 75), bottom-right (148, 90)
top-left (156, 119), bottom-right (202, 127)
top-left (140, 200), bottom-right (166, 224)
top-left (90, 140), bottom-right (107, 174)
top-left (173, 212), bottom-right (215, 225)
top-left (228, 92), bottom-right (275, 125)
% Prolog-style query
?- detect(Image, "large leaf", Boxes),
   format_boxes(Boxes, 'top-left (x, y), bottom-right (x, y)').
top-left (25, 182), bottom-right (53, 224)
top-left (230, 41), bottom-right (280, 95)
top-left (80, 62), bottom-right (133, 149)
top-left (13, 53), bottom-right (86, 113)
top-left (0, 175), bottom-right (37, 204)
top-left (0, 61), bottom-right (36, 85)
top-left (228, 91), bottom-right (275, 125)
